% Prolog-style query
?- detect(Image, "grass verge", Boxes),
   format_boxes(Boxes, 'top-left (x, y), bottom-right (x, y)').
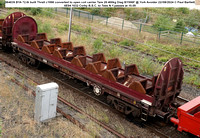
top-left (1, 8), bottom-right (199, 88)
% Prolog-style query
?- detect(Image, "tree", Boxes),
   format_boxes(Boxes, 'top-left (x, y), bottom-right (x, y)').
top-left (153, 15), bottom-right (173, 31)
top-left (177, 8), bottom-right (189, 14)
top-left (185, 10), bottom-right (200, 28)
top-left (0, 0), bottom-right (5, 8)
top-left (174, 20), bottom-right (187, 33)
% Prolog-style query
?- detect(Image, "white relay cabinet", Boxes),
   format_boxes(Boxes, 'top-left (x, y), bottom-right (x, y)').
top-left (34, 82), bottom-right (59, 122)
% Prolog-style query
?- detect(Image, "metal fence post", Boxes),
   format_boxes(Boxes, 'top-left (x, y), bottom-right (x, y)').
top-left (92, 14), bottom-right (94, 22)
top-left (79, 10), bottom-right (80, 18)
top-left (158, 28), bottom-right (161, 40)
top-left (139, 23), bottom-right (142, 33)
top-left (88, 13), bottom-right (89, 20)
top-left (106, 17), bottom-right (108, 26)
top-left (66, 8), bottom-right (68, 16)
top-left (122, 19), bottom-right (124, 30)
top-left (180, 32), bottom-right (183, 44)
top-left (55, 8), bottom-right (57, 13)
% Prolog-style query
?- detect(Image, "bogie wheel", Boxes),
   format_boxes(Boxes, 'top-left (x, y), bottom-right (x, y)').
top-left (93, 85), bottom-right (102, 96)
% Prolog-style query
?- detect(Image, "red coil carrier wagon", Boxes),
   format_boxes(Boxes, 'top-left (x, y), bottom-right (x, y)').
top-left (171, 96), bottom-right (200, 137)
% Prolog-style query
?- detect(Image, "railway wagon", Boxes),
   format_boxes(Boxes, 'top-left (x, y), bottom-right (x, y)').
top-left (171, 96), bottom-right (200, 136)
top-left (0, 12), bottom-right (184, 122)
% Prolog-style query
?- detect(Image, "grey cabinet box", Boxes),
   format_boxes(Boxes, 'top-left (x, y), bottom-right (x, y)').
top-left (34, 82), bottom-right (59, 122)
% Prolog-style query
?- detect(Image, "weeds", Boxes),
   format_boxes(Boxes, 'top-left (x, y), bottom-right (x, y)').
top-left (41, 8), bottom-right (54, 18)
top-left (0, 69), bottom-right (91, 137)
top-left (12, 8), bottom-right (200, 87)
top-left (84, 27), bottom-right (92, 34)
top-left (108, 45), bottom-right (123, 58)
top-left (37, 21), bottom-right (53, 38)
top-left (0, 0), bottom-right (5, 8)
top-left (72, 24), bottom-right (83, 32)
top-left (98, 111), bottom-right (109, 124)
top-left (93, 37), bottom-right (103, 53)
top-left (184, 74), bottom-right (200, 88)
top-left (118, 39), bottom-right (134, 46)
top-left (30, 8), bottom-right (42, 15)
top-left (115, 122), bottom-right (125, 134)
top-left (57, 22), bottom-right (68, 33)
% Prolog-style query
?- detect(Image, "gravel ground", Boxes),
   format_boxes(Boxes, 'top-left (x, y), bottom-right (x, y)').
top-left (0, 52), bottom-right (199, 137)
top-left (0, 64), bottom-right (92, 137)
top-left (180, 84), bottom-right (200, 100)
top-left (0, 53), bottom-right (159, 137)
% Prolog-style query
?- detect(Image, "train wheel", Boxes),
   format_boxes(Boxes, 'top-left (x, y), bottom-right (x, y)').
top-left (21, 55), bottom-right (27, 64)
top-left (93, 85), bottom-right (102, 96)
top-left (34, 60), bottom-right (41, 69)
top-left (132, 109), bottom-right (140, 117)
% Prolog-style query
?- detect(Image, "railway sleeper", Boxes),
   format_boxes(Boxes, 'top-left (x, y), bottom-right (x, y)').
top-left (107, 95), bottom-right (140, 117)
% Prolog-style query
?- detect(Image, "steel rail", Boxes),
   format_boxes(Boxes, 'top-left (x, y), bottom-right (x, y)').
top-left (0, 57), bottom-right (127, 138)
top-left (0, 54), bottom-right (177, 138)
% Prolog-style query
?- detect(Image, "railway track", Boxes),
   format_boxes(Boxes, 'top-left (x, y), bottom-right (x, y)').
top-left (1, 59), bottom-right (126, 138)
top-left (0, 10), bottom-right (194, 137)
top-left (0, 9), bottom-right (199, 76)
top-left (71, 30), bottom-right (200, 76)
top-left (177, 96), bottom-right (189, 103)
top-left (0, 51), bottom-right (191, 138)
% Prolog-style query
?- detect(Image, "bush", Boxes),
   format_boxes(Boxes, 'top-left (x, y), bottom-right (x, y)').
top-left (185, 10), bottom-right (200, 28)
top-left (0, 0), bottom-right (5, 8)
top-left (30, 8), bottom-right (42, 15)
top-left (124, 9), bottom-right (146, 20)
top-left (102, 8), bottom-right (116, 17)
top-left (153, 15), bottom-right (173, 31)
top-left (90, 8), bottom-right (101, 15)
top-left (177, 8), bottom-right (189, 14)
top-left (173, 19), bottom-right (187, 33)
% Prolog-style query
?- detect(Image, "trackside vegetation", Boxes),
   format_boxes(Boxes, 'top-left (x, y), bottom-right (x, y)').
top-left (0, 8), bottom-right (199, 88)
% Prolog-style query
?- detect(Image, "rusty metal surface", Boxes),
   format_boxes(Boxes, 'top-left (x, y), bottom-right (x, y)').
top-left (1, 12), bottom-right (186, 120)
top-left (153, 58), bottom-right (184, 113)
top-left (13, 36), bottom-right (185, 119)
top-left (12, 16), bottom-right (38, 41)
top-left (14, 40), bottom-right (154, 103)
top-left (2, 12), bottom-right (26, 37)
top-left (0, 19), bottom-right (4, 37)
top-left (0, 54), bottom-right (188, 138)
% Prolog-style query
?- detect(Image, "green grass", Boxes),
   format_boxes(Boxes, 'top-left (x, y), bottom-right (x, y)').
top-left (184, 74), bottom-right (200, 88)
top-left (93, 37), bottom-right (103, 54)
top-left (37, 20), bottom-right (54, 38)
top-left (56, 22), bottom-right (68, 33)
top-left (118, 39), bottom-right (134, 46)
top-left (4, 8), bottom-right (200, 88)
top-left (0, 0), bottom-right (5, 8)
top-left (134, 41), bottom-right (200, 68)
